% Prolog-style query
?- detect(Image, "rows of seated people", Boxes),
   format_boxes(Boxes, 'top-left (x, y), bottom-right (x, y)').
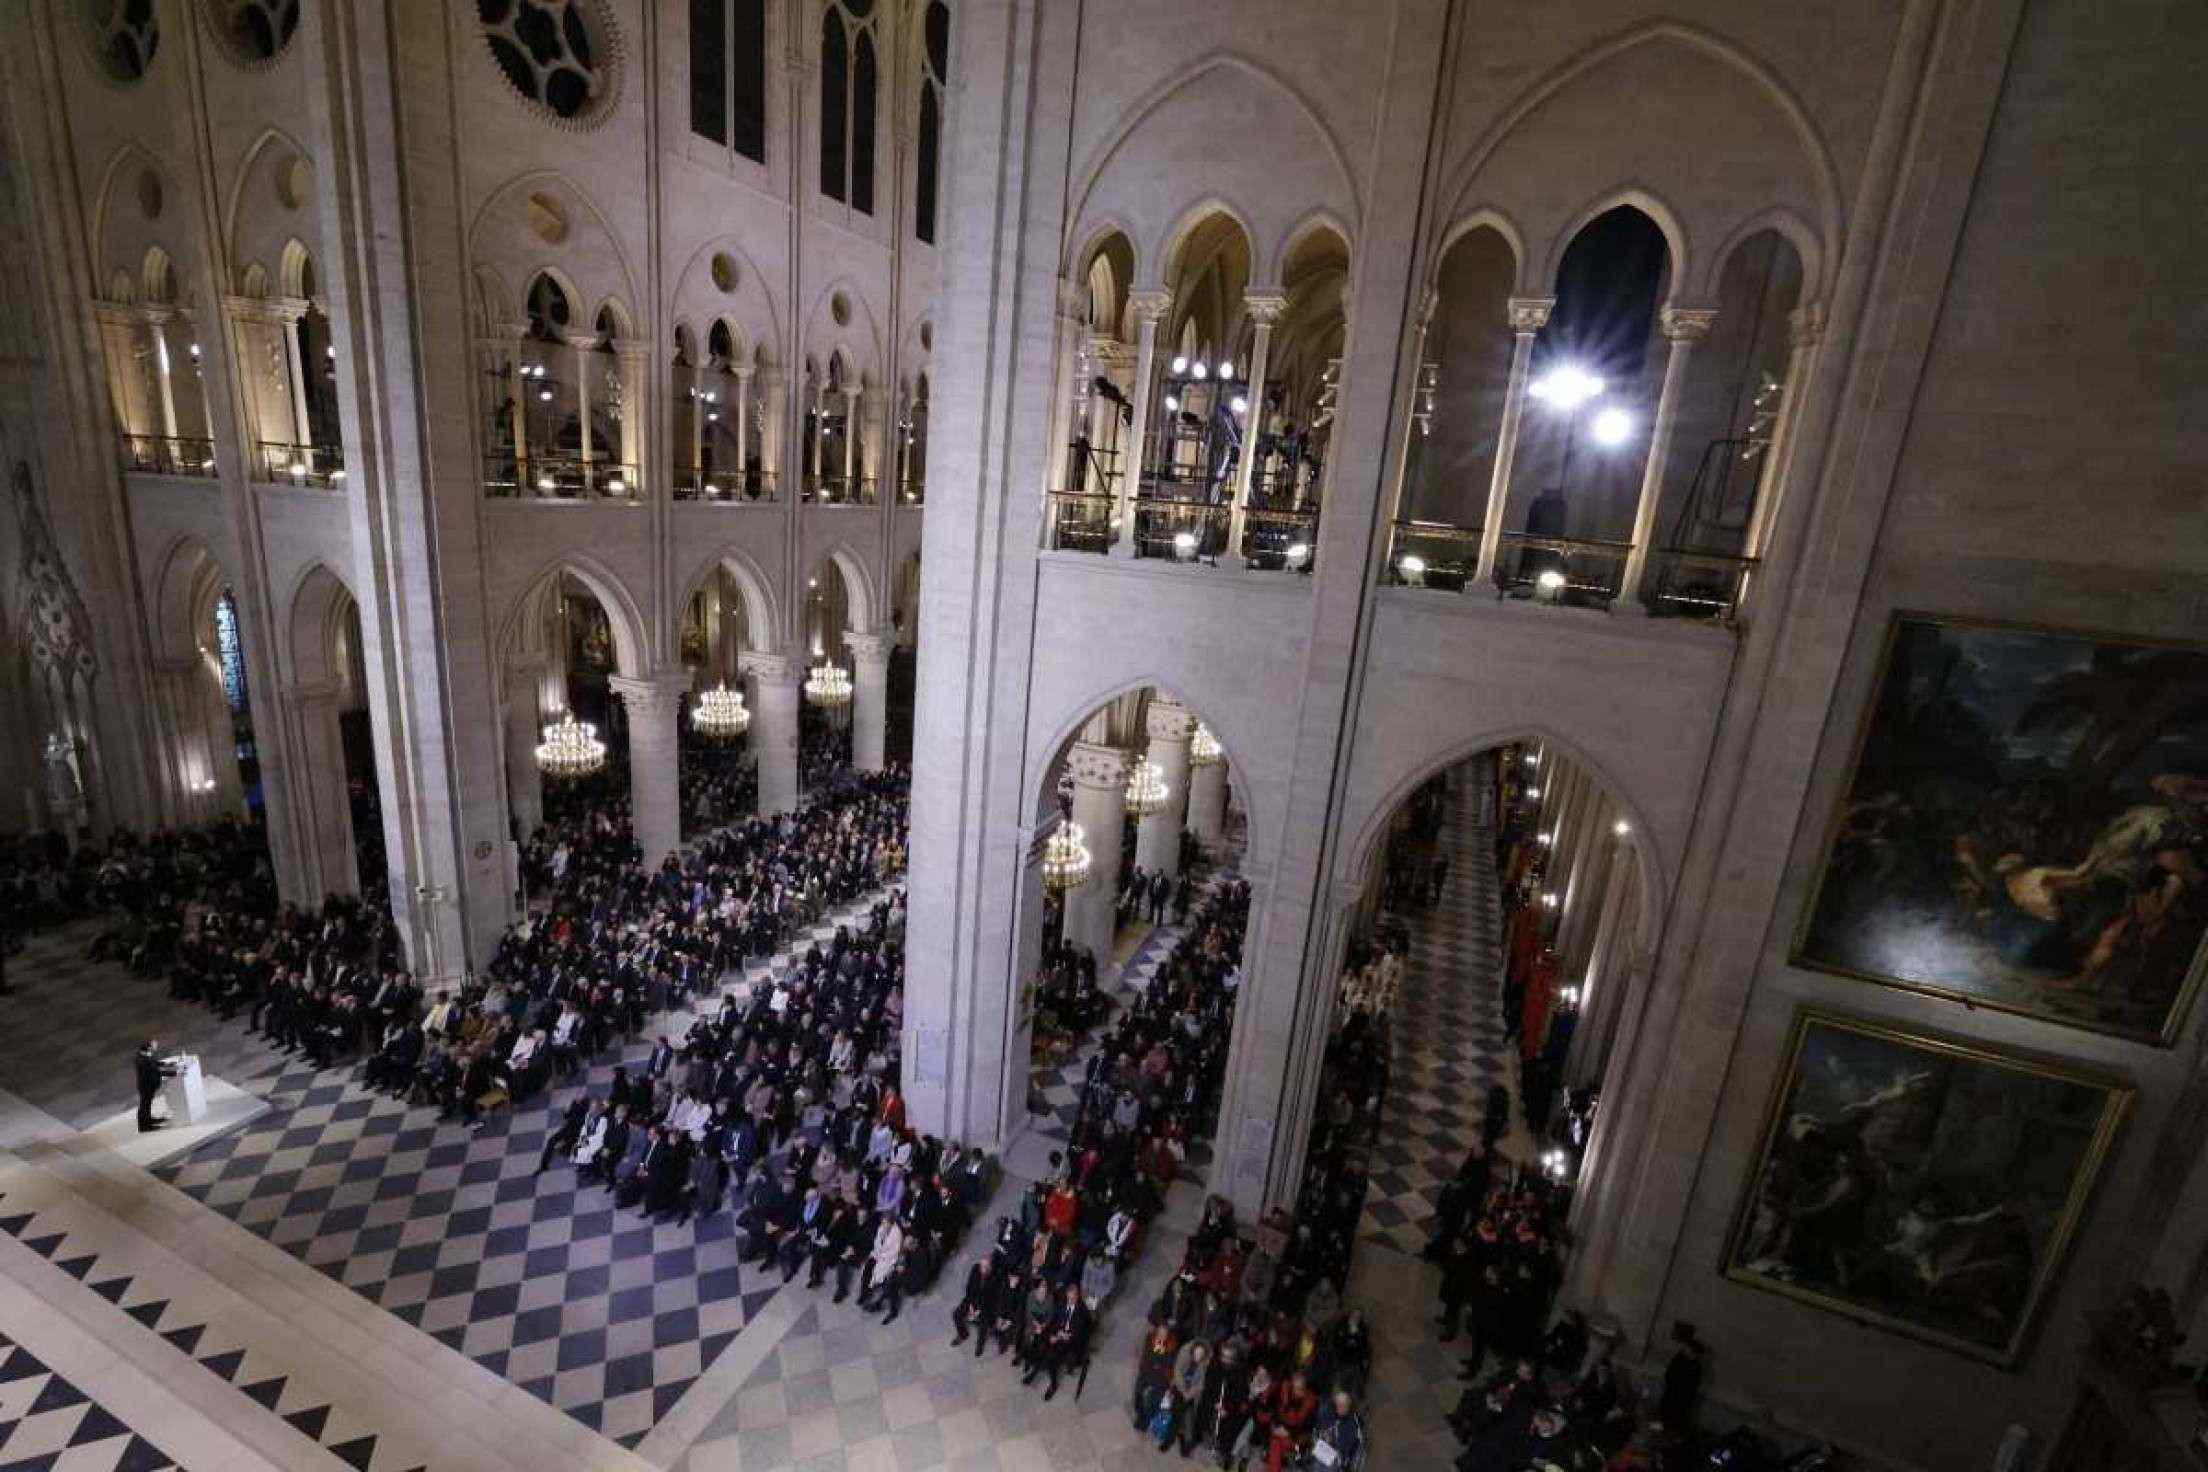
top-left (678, 751), bottom-right (758, 832)
top-left (2, 819), bottom-right (276, 946)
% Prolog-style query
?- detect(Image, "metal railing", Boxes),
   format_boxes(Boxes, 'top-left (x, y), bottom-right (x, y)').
top-left (1640, 547), bottom-right (1758, 622)
top-left (895, 479), bottom-right (925, 507)
top-left (1492, 532), bottom-right (1631, 607)
top-left (253, 440), bottom-right (346, 488)
top-left (1046, 492), bottom-right (1116, 554)
top-left (120, 433), bottom-right (218, 478)
top-left (672, 466), bottom-right (779, 503)
top-left (484, 455), bottom-right (642, 500)
top-left (1242, 504), bottom-right (1319, 572)
top-left (1132, 492), bottom-right (1231, 561)
top-left (1384, 518), bottom-right (1482, 590)
top-left (802, 474), bottom-right (878, 506)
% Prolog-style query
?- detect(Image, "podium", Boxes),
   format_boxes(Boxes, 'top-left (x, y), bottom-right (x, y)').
top-left (160, 1054), bottom-right (206, 1125)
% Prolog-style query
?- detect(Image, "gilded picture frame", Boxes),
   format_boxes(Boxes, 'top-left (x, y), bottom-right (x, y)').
top-left (1723, 1009), bottom-right (2131, 1366)
top-left (1794, 612), bottom-right (2208, 1044)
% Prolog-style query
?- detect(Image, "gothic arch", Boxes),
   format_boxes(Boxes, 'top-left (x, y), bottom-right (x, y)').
top-left (801, 276), bottom-right (884, 381)
top-left (1151, 197), bottom-right (1261, 293)
top-left (223, 126), bottom-right (318, 293)
top-left (284, 561), bottom-right (359, 692)
top-left (1695, 205), bottom-right (1824, 307)
top-left (150, 534), bottom-right (236, 666)
top-left (671, 234), bottom-right (785, 366)
top-left (467, 170), bottom-right (642, 335)
top-left (1431, 207), bottom-right (1531, 296)
top-left (496, 551), bottom-right (651, 677)
top-left (809, 543), bottom-right (878, 632)
top-left (1268, 209), bottom-right (1354, 296)
top-left (1540, 187), bottom-right (1691, 301)
top-left (674, 544), bottom-right (781, 652)
top-left (90, 143), bottom-right (189, 298)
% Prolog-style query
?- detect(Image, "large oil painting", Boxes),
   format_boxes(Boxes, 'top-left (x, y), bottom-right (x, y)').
top-left (1798, 615), bottom-right (2208, 1042)
top-left (1725, 1011), bottom-right (2129, 1365)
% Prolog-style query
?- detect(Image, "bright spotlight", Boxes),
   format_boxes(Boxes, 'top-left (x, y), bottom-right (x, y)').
top-left (1536, 568), bottom-right (1568, 594)
top-left (1190, 362), bottom-right (1209, 381)
top-left (1529, 364), bottom-right (1605, 410)
top-left (1590, 407), bottom-right (1635, 446)
top-left (1172, 531), bottom-right (1199, 561)
top-left (1399, 554), bottom-right (1427, 585)
top-left (1231, 395), bottom-right (1249, 415)
top-left (1285, 542), bottom-right (1311, 568)
top-left (1614, 819), bottom-right (1631, 837)
top-left (1170, 356), bottom-right (1188, 375)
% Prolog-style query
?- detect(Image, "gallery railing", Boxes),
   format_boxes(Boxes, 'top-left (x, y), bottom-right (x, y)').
top-left (485, 455), bottom-right (642, 500)
top-left (1242, 504), bottom-right (1319, 573)
top-left (803, 473), bottom-right (878, 505)
top-left (1132, 491), bottom-right (1231, 561)
top-left (1638, 548), bottom-right (1758, 622)
top-left (253, 440), bottom-right (346, 488)
top-left (1045, 492), bottom-right (1116, 554)
top-left (120, 433), bottom-right (219, 478)
top-left (1491, 531), bottom-right (1631, 608)
top-left (1384, 518), bottom-right (1483, 590)
top-left (672, 465), bottom-right (780, 503)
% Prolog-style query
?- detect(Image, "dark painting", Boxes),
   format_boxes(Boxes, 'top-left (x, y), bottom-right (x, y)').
top-left (1726, 1012), bottom-right (2128, 1364)
top-left (1798, 616), bottom-right (2208, 1042)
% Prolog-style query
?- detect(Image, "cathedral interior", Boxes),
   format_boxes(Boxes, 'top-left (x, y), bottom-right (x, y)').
top-left (0, 1), bottom-right (2204, 1469)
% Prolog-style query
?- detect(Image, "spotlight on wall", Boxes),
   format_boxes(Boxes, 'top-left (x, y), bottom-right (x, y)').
top-left (1398, 554), bottom-right (1427, 586)
top-left (1613, 819), bottom-right (1630, 837)
top-left (1538, 831), bottom-right (1553, 846)
top-left (1528, 364), bottom-right (1604, 410)
top-left (1536, 568), bottom-right (1568, 601)
top-left (289, 460), bottom-right (306, 480)
top-left (1170, 356), bottom-right (1188, 375)
top-left (1526, 786), bottom-right (1542, 799)
top-left (1590, 407), bottom-right (1635, 447)
top-left (1218, 360), bottom-right (1234, 380)
top-left (1163, 394), bottom-right (1180, 412)
top-left (1172, 531), bottom-right (1199, 562)
top-left (1543, 892), bottom-right (1559, 909)
top-left (1285, 542), bottom-right (1311, 570)
top-left (1230, 395), bottom-right (1249, 415)
top-left (1190, 361), bottom-right (1209, 381)
top-left (538, 387), bottom-right (553, 402)
top-left (537, 473), bottom-right (555, 492)
top-left (605, 476), bottom-right (626, 495)
top-left (196, 777), bottom-right (217, 793)
top-left (1560, 986), bottom-right (1580, 1006)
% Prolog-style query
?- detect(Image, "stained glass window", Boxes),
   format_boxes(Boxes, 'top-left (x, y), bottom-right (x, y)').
top-left (214, 588), bottom-right (249, 714)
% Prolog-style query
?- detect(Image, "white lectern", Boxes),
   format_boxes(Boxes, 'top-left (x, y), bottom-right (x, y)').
top-left (161, 1054), bottom-right (206, 1125)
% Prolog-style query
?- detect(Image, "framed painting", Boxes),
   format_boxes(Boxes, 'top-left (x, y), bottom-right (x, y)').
top-left (1724, 1010), bottom-right (2130, 1365)
top-left (1797, 613), bottom-right (2208, 1043)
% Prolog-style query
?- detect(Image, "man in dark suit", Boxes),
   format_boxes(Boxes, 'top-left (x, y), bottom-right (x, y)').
top-left (950, 1255), bottom-right (999, 1355)
top-left (1025, 1284), bottom-right (1093, 1400)
top-left (134, 1040), bottom-right (174, 1132)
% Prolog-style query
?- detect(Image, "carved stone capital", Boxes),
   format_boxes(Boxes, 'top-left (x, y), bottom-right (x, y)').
top-left (610, 669), bottom-right (694, 719)
top-left (844, 630), bottom-right (894, 668)
top-left (1660, 305), bottom-right (1719, 343)
top-left (1507, 296), bottom-right (1556, 333)
top-left (1058, 276), bottom-right (1091, 323)
top-left (1127, 290), bottom-right (1173, 326)
top-left (1243, 292), bottom-right (1289, 328)
top-left (1789, 301), bottom-right (1827, 348)
top-left (1066, 740), bottom-right (1130, 792)
top-left (738, 650), bottom-right (803, 686)
top-left (1144, 696), bottom-right (1197, 745)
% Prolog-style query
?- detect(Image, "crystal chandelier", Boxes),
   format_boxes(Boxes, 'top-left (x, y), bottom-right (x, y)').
top-left (535, 711), bottom-right (607, 779)
top-left (1040, 818), bottom-right (1092, 894)
top-left (1124, 758), bottom-right (1170, 818)
top-left (1189, 724), bottom-right (1223, 768)
top-left (804, 660), bottom-right (853, 708)
top-left (691, 683), bottom-right (751, 739)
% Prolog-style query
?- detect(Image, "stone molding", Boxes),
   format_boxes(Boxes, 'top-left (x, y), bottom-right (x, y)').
top-left (1659, 305), bottom-right (1720, 342)
top-left (1506, 295), bottom-right (1556, 332)
top-left (739, 650), bottom-right (804, 685)
top-left (1127, 289), bottom-right (1172, 325)
top-left (609, 669), bottom-right (693, 718)
top-left (1243, 291), bottom-right (1289, 326)
top-left (1144, 696), bottom-right (1197, 745)
top-left (844, 630), bottom-right (894, 666)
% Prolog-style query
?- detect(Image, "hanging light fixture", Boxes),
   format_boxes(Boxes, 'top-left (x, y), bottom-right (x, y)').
top-left (1189, 724), bottom-right (1223, 768)
top-left (804, 660), bottom-right (853, 708)
top-left (535, 711), bottom-right (606, 779)
top-left (1040, 818), bottom-right (1093, 894)
top-left (691, 683), bottom-right (751, 740)
top-left (1124, 758), bottom-right (1170, 818)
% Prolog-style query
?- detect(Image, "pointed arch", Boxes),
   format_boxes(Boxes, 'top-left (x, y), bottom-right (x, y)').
top-left (277, 238), bottom-right (314, 300)
top-left (284, 560), bottom-right (361, 691)
top-left (808, 543), bottom-right (878, 632)
top-left (467, 170), bottom-right (642, 330)
top-left (496, 551), bottom-right (651, 677)
top-left (1541, 187), bottom-right (1690, 300)
top-left (222, 125), bottom-right (318, 286)
top-left (674, 543), bottom-right (780, 653)
top-left (150, 534), bottom-right (236, 666)
top-left (90, 142), bottom-right (185, 292)
top-left (1432, 206), bottom-right (1530, 295)
top-left (1269, 208), bottom-right (1354, 295)
top-left (1696, 204), bottom-right (1824, 306)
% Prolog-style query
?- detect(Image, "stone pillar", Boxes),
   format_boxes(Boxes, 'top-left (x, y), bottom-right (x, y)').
top-left (280, 305), bottom-right (313, 446)
top-left (146, 314), bottom-right (182, 441)
top-left (1133, 697), bottom-right (1196, 877)
top-left (1739, 303), bottom-right (1826, 597)
top-left (1188, 757), bottom-right (1227, 852)
top-left (1225, 293), bottom-right (1287, 567)
top-left (1617, 305), bottom-right (1718, 607)
top-left (1473, 296), bottom-right (1554, 586)
top-left (503, 659), bottom-right (546, 838)
top-left (846, 630), bottom-right (892, 772)
top-left (616, 341), bottom-right (651, 495)
top-left (1110, 291), bottom-right (1170, 556)
top-left (1062, 742), bottom-right (1129, 964)
top-left (733, 367), bottom-right (753, 488)
top-left (290, 683), bottom-right (359, 898)
top-left (611, 671), bottom-right (690, 866)
top-left (1380, 290), bottom-right (1437, 531)
top-left (742, 652), bottom-right (802, 815)
top-left (569, 332), bottom-right (595, 492)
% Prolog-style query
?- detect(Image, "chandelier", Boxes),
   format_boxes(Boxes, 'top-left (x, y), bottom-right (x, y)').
top-left (691, 683), bottom-right (751, 739)
top-left (1189, 724), bottom-right (1223, 767)
top-left (1040, 818), bottom-right (1092, 894)
top-left (1124, 758), bottom-right (1170, 818)
top-left (535, 711), bottom-right (607, 780)
top-left (804, 660), bottom-right (853, 708)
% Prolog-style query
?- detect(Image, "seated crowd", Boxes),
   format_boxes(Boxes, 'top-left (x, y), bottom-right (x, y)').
top-left (4, 819), bottom-right (277, 943)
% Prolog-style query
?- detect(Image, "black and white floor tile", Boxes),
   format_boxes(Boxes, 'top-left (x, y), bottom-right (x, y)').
top-left (0, 1330), bottom-right (184, 1472)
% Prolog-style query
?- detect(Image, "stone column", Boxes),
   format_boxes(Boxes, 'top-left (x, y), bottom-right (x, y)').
top-left (1473, 296), bottom-right (1554, 586)
top-left (1062, 741), bottom-right (1129, 963)
top-left (503, 659), bottom-right (546, 838)
top-left (279, 304), bottom-right (313, 446)
top-left (1133, 697), bottom-right (1196, 876)
top-left (289, 683), bottom-right (359, 898)
top-left (616, 341), bottom-right (651, 495)
top-left (611, 670), bottom-right (690, 867)
top-left (847, 630), bottom-right (893, 772)
top-left (1225, 293), bottom-right (1287, 568)
top-left (146, 313), bottom-right (182, 442)
top-left (1109, 291), bottom-right (1170, 556)
top-left (1617, 305), bottom-right (1718, 607)
top-left (742, 652), bottom-right (802, 815)
top-left (1380, 289), bottom-right (1438, 531)
top-left (1186, 748), bottom-right (1228, 847)
top-left (568, 332), bottom-right (595, 492)
top-left (1738, 303), bottom-right (1826, 596)
top-left (734, 367), bottom-right (754, 489)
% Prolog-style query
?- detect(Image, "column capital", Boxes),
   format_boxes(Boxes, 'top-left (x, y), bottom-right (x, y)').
top-left (1660, 305), bottom-right (1720, 342)
top-left (1058, 276), bottom-right (1091, 323)
top-left (1788, 300), bottom-right (1827, 348)
top-left (1242, 291), bottom-right (1290, 326)
top-left (1085, 332), bottom-right (1129, 367)
top-left (1127, 289), bottom-right (1172, 325)
top-left (1067, 740), bottom-right (1130, 792)
top-left (286, 680), bottom-right (348, 711)
top-left (844, 630), bottom-right (895, 665)
top-left (609, 669), bottom-right (693, 716)
top-left (1144, 696), bottom-right (1197, 744)
top-left (614, 338), bottom-right (656, 364)
top-left (739, 650), bottom-right (804, 686)
top-left (1507, 295), bottom-right (1556, 333)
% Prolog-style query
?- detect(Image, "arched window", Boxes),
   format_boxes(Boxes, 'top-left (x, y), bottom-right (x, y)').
top-left (914, 2), bottom-right (948, 244)
top-left (690, 0), bottom-right (766, 164)
top-left (820, 1), bottom-right (878, 214)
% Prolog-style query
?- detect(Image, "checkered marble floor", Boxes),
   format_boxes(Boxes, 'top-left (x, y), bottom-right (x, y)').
top-left (0, 927), bottom-right (293, 1131)
top-left (0, 1330), bottom-right (184, 1472)
top-left (1357, 765), bottom-right (1517, 1256)
top-left (1025, 862), bottom-right (1238, 1177)
top-left (153, 890), bottom-right (887, 1453)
